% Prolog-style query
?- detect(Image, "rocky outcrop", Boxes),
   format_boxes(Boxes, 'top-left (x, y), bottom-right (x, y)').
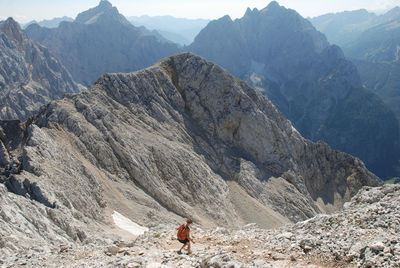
top-left (25, 0), bottom-right (180, 86)
top-left (0, 53), bottom-right (381, 255)
top-left (0, 18), bottom-right (80, 121)
top-left (2, 184), bottom-right (398, 267)
top-left (187, 1), bottom-right (400, 179)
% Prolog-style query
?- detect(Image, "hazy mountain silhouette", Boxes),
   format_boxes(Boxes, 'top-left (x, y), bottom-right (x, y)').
top-left (23, 16), bottom-right (74, 29)
top-left (188, 1), bottom-right (400, 179)
top-left (311, 7), bottom-right (400, 176)
top-left (25, 0), bottom-right (179, 86)
top-left (310, 7), bottom-right (400, 47)
top-left (129, 15), bottom-right (210, 45)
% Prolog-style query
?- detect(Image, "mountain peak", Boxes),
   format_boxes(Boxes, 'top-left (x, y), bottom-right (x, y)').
top-left (260, 1), bottom-right (289, 15)
top-left (265, 1), bottom-right (281, 10)
top-left (3, 17), bottom-right (19, 27)
top-left (2, 17), bottom-right (22, 33)
top-left (384, 6), bottom-right (400, 18)
top-left (244, 7), bottom-right (260, 17)
top-left (98, 0), bottom-right (112, 9)
top-left (75, 0), bottom-right (130, 25)
top-left (219, 15), bottom-right (232, 22)
top-left (244, 7), bottom-right (252, 16)
top-left (0, 17), bottom-right (25, 47)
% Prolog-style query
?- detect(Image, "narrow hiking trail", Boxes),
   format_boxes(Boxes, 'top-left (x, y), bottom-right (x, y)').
top-left (6, 223), bottom-right (344, 268)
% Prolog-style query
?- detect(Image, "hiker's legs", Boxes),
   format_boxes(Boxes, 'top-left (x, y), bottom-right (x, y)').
top-left (187, 242), bottom-right (191, 253)
top-left (179, 242), bottom-right (187, 252)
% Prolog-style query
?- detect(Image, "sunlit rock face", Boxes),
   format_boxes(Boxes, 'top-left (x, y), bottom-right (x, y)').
top-left (0, 53), bottom-right (381, 255)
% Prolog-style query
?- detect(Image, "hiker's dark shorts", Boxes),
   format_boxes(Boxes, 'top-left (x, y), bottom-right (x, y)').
top-left (178, 239), bottom-right (189, 244)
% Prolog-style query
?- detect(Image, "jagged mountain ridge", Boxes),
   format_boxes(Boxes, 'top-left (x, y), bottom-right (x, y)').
top-left (23, 16), bottom-right (74, 29)
top-left (25, 0), bottom-right (180, 86)
top-left (309, 7), bottom-right (400, 47)
top-left (347, 19), bottom-right (400, 174)
top-left (312, 5), bottom-right (400, 63)
top-left (0, 53), bottom-right (381, 253)
top-left (311, 7), bottom-right (400, 177)
top-left (187, 1), bottom-right (400, 179)
top-left (345, 19), bottom-right (400, 62)
top-left (0, 18), bottom-right (80, 121)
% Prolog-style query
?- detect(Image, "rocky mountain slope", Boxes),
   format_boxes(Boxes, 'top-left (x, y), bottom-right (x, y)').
top-left (0, 53), bottom-right (381, 257)
top-left (2, 184), bottom-right (397, 267)
top-left (343, 9), bottom-right (400, 62)
top-left (311, 7), bottom-right (400, 177)
top-left (25, 0), bottom-right (179, 86)
top-left (187, 1), bottom-right (400, 179)
top-left (0, 18), bottom-right (80, 121)
top-left (343, 13), bottom-right (400, 134)
top-left (355, 60), bottom-right (400, 130)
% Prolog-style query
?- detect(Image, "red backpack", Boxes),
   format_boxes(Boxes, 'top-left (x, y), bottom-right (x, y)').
top-left (177, 224), bottom-right (190, 240)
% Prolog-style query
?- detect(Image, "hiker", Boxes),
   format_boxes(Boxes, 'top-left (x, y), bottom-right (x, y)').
top-left (176, 218), bottom-right (195, 254)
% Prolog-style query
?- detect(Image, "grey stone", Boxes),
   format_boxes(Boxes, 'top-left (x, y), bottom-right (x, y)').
top-left (0, 53), bottom-right (384, 267)
top-left (370, 241), bottom-right (385, 252)
top-left (0, 18), bottom-right (80, 121)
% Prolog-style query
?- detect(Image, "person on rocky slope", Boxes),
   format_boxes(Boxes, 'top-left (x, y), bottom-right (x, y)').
top-left (176, 218), bottom-right (195, 254)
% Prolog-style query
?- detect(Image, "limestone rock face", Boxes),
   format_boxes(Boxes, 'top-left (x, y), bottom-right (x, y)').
top-left (25, 0), bottom-right (180, 86)
top-left (187, 1), bottom-right (400, 179)
top-left (0, 18), bottom-right (80, 121)
top-left (2, 181), bottom-right (397, 267)
top-left (0, 53), bottom-right (381, 254)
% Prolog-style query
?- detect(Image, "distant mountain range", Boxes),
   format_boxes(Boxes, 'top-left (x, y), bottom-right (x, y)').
top-left (0, 18), bottom-right (80, 120)
top-left (25, 0), bottom-right (180, 86)
top-left (188, 1), bottom-right (400, 179)
top-left (311, 7), bottom-right (400, 176)
top-left (128, 15), bottom-right (210, 46)
top-left (9, 0), bottom-right (399, 178)
top-left (309, 7), bottom-right (400, 47)
top-left (23, 16), bottom-right (74, 29)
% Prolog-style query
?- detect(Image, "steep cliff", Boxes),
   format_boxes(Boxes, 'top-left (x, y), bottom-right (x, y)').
top-left (0, 53), bottom-right (381, 254)
top-left (0, 18), bottom-right (80, 120)
top-left (187, 1), bottom-right (400, 178)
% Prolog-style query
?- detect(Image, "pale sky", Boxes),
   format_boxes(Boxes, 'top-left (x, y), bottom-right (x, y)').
top-left (1, 0), bottom-right (399, 23)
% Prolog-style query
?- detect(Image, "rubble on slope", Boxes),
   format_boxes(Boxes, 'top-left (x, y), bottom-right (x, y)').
top-left (2, 185), bottom-right (398, 268)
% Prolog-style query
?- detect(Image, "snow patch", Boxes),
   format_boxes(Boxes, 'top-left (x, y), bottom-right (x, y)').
top-left (112, 211), bottom-right (148, 236)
